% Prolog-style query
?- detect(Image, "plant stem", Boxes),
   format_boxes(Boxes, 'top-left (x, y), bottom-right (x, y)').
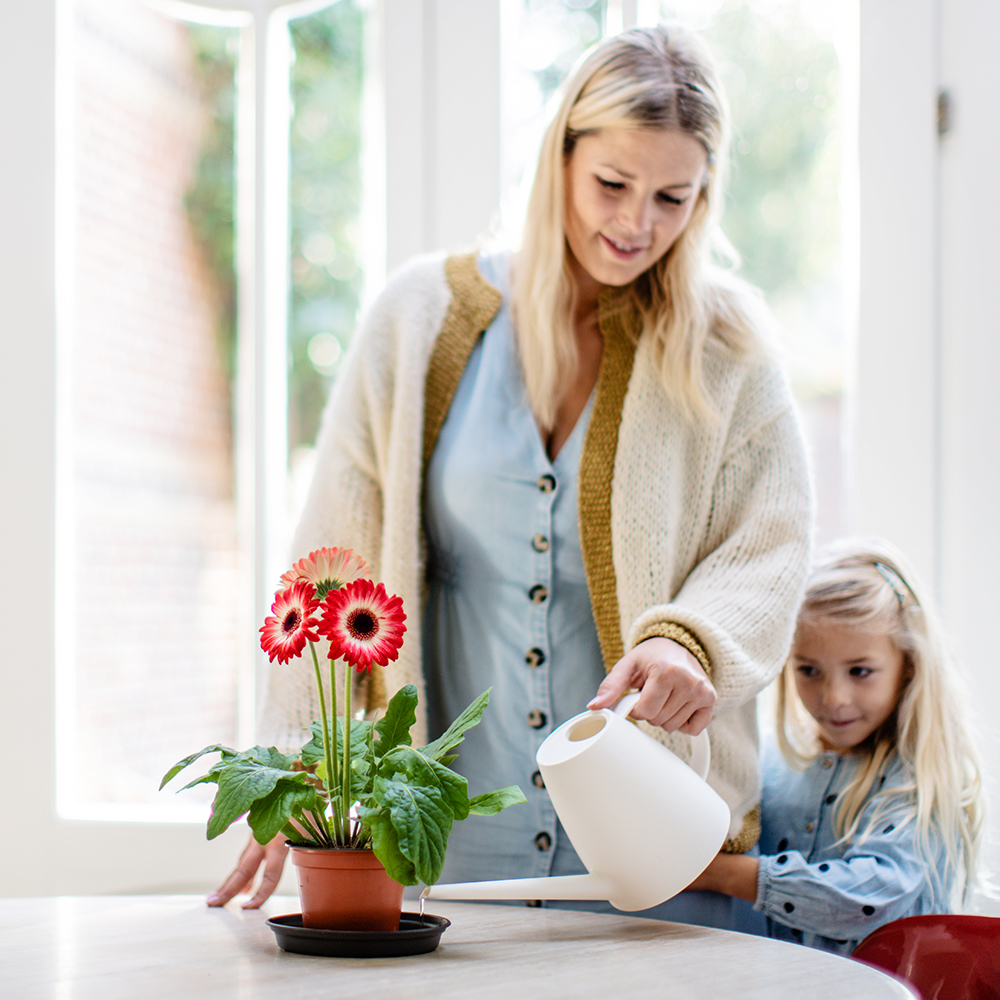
top-left (342, 661), bottom-right (353, 842)
top-left (329, 656), bottom-right (343, 840)
top-left (309, 641), bottom-right (339, 840)
top-left (292, 814), bottom-right (322, 846)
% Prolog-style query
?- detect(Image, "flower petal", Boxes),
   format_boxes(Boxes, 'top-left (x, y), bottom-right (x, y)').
top-left (318, 578), bottom-right (406, 672)
top-left (279, 547), bottom-right (370, 601)
top-left (259, 580), bottom-right (320, 664)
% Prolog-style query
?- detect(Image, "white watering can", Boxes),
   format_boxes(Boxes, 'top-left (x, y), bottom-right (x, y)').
top-left (422, 693), bottom-right (731, 912)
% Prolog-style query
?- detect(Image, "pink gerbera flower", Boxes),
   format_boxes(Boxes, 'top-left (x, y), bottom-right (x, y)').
top-left (259, 581), bottom-right (320, 664)
top-left (318, 578), bottom-right (406, 673)
top-left (279, 546), bottom-right (370, 601)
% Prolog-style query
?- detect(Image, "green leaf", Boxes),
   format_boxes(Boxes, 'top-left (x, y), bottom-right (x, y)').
top-left (379, 747), bottom-right (471, 821)
top-left (159, 744), bottom-right (235, 790)
top-left (207, 763), bottom-right (302, 840)
top-left (300, 718), bottom-right (372, 768)
top-left (358, 805), bottom-right (416, 885)
top-left (373, 775), bottom-right (453, 886)
top-left (420, 688), bottom-right (491, 762)
top-left (374, 684), bottom-right (417, 756)
top-left (247, 780), bottom-right (323, 845)
top-left (299, 720), bottom-right (328, 767)
top-left (469, 784), bottom-right (527, 816)
top-left (244, 745), bottom-right (300, 770)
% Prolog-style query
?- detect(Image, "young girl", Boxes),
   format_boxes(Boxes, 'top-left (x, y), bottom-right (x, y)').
top-left (689, 539), bottom-right (984, 953)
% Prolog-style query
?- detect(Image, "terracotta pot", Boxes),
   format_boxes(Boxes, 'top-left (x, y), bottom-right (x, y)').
top-left (288, 846), bottom-right (404, 931)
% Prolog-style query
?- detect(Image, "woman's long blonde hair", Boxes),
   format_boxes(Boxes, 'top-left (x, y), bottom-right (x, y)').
top-left (776, 538), bottom-right (985, 904)
top-left (512, 23), bottom-right (764, 430)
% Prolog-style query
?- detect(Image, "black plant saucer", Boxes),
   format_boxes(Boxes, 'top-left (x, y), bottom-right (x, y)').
top-left (267, 912), bottom-right (451, 958)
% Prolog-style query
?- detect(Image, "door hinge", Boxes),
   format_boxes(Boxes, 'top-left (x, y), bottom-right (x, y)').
top-left (937, 89), bottom-right (952, 136)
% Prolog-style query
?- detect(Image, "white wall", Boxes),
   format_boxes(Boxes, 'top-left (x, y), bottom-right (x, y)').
top-left (858, 0), bottom-right (1000, 910)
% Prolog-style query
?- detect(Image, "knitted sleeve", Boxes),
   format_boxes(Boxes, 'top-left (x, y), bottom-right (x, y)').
top-left (624, 357), bottom-right (814, 713)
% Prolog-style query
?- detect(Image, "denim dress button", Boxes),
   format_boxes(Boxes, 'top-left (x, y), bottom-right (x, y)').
top-left (534, 831), bottom-right (552, 851)
top-left (531, 770), bottom-right (545, 789)
top-left (527, 710), bottom-right (547, 729)
top-left (528, 584), bottom-right (548, 603)
top-left (531, 533), bottom-right (550, 552)
top-left (525, 647), bottom-right (546, 667)
top-left (537, 474), bottom-right (556, 493)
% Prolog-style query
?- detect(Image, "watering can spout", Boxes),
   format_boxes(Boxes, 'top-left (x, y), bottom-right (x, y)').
top-left (422, 873), bottom-right (615, 904)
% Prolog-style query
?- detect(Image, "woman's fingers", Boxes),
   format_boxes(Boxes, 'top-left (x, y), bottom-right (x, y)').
top-left (588, 636), bottom-right (716, 733)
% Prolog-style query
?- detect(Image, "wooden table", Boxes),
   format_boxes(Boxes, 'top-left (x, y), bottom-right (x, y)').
top-left (1, 895), bottom-right (916, 999)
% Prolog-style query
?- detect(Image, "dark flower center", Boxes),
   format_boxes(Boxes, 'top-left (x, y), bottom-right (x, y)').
top-left (282, 609), bottom-right (302, 635)
top-left (348, 609), bottom-right (377, 640)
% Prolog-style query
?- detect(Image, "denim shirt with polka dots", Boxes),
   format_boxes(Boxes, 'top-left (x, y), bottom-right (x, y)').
top-left (755, 737), bottom-right (953, 954)
top-left (420, 252), bottom-right (606, 887)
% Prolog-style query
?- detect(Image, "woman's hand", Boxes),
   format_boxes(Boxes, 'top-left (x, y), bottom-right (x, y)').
top-left (587, 636), bottom-right (717, 734)
top-left (206, 833), bottom-right (289, 909)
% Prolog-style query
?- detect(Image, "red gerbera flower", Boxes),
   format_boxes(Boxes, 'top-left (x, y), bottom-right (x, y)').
top-left (279, 546), bottom-right (370, 601)
top-left (259, 581), bottom-right (320, 664)
top-left (318, 578), bottom-right (406, 673)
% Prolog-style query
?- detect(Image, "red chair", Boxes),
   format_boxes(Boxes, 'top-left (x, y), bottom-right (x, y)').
top-left (852, 914), bottom-right (1000, 1000)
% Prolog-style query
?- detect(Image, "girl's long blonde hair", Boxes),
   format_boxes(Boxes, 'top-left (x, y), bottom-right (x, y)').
top-left (512, 23), bottom-right (765, 430)
top-left (776, 538), bottom-right (985, 904)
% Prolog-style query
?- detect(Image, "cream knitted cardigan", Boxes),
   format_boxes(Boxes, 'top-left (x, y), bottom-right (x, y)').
top-left (261, 252), bottom-right (813, 851)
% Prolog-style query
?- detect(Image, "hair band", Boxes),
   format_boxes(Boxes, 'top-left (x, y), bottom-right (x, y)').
top-left (874, 562), bottom-right (908, 608)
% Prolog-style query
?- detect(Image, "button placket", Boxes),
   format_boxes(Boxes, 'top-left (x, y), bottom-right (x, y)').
top-left (526, 468), bottom-right (557, 872)
top-left (525, 468), bottom-right (555, 745)
top-left (806, 753), bottom-right (840, 856)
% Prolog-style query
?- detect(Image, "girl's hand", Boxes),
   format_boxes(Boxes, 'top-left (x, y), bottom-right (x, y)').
top-left (686, 851), bottom-right (760, 903)
top-left (587, 636), bottom-right (717, 734)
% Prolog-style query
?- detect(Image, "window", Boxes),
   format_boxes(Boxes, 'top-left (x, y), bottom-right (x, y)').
top-left (60, 0), bottom-right (242, 817)
top-left (57, 0), bottom-right (366, 820)
top-left (504, 0), bottom-right (851, 544)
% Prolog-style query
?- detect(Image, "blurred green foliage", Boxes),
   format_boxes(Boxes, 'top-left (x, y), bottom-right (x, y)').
top-left (288, 1), bottom-right (364, 454)
top-left (698, 0), bottom-right (840, 306)
top-left (183, 0), bottom-right (840, 454)
top-left (185, 25), bottom-right (238, 388)
top-left (184, 3), bottom-right (363, 454)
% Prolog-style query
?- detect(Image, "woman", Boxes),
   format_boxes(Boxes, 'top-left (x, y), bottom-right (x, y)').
top-left (210, 23), bottom-right (813, 928)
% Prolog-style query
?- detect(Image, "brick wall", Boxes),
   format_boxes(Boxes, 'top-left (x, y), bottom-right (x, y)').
top-left (69, 0), bottom-right (239, 806)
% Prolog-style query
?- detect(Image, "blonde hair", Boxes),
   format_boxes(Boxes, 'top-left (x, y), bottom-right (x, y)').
top-left (512, 23), bottom-right (764, 430)
top-left (776, 538), bottom-right (985, 904)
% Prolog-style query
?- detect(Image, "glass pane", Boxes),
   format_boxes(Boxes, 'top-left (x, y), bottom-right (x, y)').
top-left (503, 0), bottom-right (849, 543)
top-left (501, 0), bottom-right (607, 233)
top-left (62, 0), bottom-right (240, 812)
top-left (653, 0), bottom-right (849, 542)
top-left (287, 1), bottom-right (365, 514)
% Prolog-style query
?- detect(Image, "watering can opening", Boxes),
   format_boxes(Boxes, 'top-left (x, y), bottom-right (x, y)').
top-left (567, 713), bottom-right (606, 742)
top-left (422, 694), bottom-right (732, 911)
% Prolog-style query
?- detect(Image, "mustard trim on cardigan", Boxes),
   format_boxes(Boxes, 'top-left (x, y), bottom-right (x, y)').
top-left (579, 289), bottom-right (638, 672)
top-left (723, 805), bottom-right (760, 854)
top-left (633, 622), bottom-right (713, 681)
top-left (422, 254), bottom-right (503, 471)
top-left (368, 254), bottom-right (500, 715)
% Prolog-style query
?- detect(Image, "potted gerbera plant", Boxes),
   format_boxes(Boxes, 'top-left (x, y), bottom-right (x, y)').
top-left (161, 547), bottom-right (525, 932)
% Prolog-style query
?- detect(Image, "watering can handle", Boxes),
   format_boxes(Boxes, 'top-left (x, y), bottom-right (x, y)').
top-left (613, 693), bottom-right (712, 780)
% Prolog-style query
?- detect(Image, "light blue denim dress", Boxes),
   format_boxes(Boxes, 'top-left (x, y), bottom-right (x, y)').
top-left (757, 738), bottom-right (953, 954)
top-left (421, 253), bottom-right (744, 928)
